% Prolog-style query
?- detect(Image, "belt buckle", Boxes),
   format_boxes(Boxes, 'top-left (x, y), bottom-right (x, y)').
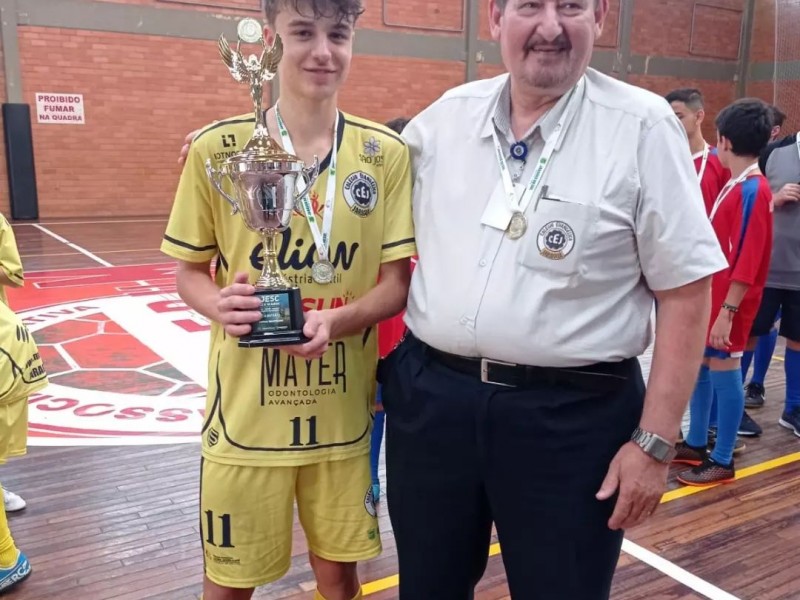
top-left (480, 358), bottom-right (518, 387)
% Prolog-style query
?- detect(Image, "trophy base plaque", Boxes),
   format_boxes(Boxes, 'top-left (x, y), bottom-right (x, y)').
top-left (239, 287), bottom-right (309, 348)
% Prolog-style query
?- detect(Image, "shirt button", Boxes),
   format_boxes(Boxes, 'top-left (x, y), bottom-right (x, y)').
top-left (479, 259), bottom-right (487, 267)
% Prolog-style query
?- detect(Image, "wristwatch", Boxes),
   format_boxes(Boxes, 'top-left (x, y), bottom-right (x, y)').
top-left (630, 427), bottom-right (677, 464)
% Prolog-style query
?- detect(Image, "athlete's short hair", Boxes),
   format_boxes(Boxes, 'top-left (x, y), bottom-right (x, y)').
top-left (715, 98), bottom-right (773, 158)
top-left (664, 88), bottom-right (704, 112)
top-left (384, 118), bottom-right (410, 135)
top-left (768, 105), bottom-right (786, 128)
top-left (263, 0), bottom-right (364, 25)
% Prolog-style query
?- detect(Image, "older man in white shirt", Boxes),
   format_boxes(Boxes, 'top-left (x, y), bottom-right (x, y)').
top-left (379, 1), bottom-right (727, 598)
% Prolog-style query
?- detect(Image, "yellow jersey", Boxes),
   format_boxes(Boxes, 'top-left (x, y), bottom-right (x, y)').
top-left (0, 300), bottom-right (48, 405)
top-left (0, 215), bottom-right (23, 306)
top-left (161, 111), bottom-right (416, 467)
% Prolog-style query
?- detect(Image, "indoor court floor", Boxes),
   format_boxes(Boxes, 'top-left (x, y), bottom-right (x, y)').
top-left (3, 218), bottom-right (800, 600)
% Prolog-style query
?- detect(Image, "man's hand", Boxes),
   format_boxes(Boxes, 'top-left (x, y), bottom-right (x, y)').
top-left (217, 272), bottom-right (262, 337)
top-left (596, 442), bottom-right (669, 530)
top-left (277, 310), bottom-right (334, 360)
top-left (178, 127), bottom-right (206, 165)
top-left (773, 183), bottom-right (800, 208)
top-left (709, 310), bottom-right (733, 350)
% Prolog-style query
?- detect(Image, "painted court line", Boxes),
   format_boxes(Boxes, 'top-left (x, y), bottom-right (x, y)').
top-left (363, 450), bottom-right (800, 596)
top-left (32, 224), bottom-right (113, 267)
top-left (621, 539), bottom-right (740, 600)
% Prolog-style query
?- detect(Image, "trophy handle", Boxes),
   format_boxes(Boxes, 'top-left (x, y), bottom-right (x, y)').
top-left (205, 159), bottom-right (240, 215)
top-left (295, 156), bottom-right (320, 200)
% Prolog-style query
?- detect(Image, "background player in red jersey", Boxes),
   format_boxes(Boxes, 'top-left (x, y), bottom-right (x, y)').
top-left (674, 99), bottom-right (774, 486)
top-left (666, 88), bottom-right (731, 216)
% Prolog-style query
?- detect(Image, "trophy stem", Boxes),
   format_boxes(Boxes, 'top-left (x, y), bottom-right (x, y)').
top-left (255, 232), bottom-right (291, 290)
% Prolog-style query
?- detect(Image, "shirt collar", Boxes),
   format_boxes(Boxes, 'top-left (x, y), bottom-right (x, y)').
top-left (480, 75), bottom-right (574, 144)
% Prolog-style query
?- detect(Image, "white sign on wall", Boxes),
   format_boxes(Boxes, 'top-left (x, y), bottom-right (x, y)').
top-left (35, 93), bottom-right (85, 124)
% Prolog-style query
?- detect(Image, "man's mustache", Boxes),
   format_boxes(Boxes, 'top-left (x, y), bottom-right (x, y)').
top-left (525, 36), bottom-right (571, 51)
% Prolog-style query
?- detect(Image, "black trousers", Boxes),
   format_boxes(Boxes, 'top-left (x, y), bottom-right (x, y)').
top-left (381, 335), bottom-right (645, 600)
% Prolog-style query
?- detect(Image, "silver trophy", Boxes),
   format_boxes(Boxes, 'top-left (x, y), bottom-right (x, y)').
top-left (206, 19), bottom-right (319, 348)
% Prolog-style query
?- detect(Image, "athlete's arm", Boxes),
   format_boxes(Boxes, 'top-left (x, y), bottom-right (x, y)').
top-left (328, 257), bottom-right (410, 339)
top-left (773, 183), bottom-right (800, 208)
top-left (709, 281), bottom-right (749, 350)
top-left (176, 261), bottom-right (261, 337)
top-left (280, 257), bottom-right (411, 359)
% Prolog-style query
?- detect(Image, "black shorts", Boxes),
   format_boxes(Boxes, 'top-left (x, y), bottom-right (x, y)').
top-left (750, 287), bottom-right (800, 342)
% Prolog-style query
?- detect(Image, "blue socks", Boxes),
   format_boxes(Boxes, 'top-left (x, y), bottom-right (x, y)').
top-left (709, 369), bottom-right (744, 466)
top-left (752, 330), bottom-right (778, 385)
top-left (687, 365), bottom-right (713, 448)
top-left (741, 351), bottom-right (754, 383)
top-left (785, 348), bottom-right (800, 413)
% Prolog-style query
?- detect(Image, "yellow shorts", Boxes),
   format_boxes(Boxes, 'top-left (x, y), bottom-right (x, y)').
top-left (0, 398), bottom-right (28, 465)
top-left (200, 453), bottom-right (381, 589)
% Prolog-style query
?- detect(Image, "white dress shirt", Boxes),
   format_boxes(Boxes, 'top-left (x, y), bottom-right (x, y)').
top-left (402, 68), bottom-right (727, 368)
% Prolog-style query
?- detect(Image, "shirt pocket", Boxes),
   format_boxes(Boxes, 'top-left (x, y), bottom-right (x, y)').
top-left (518, 197), bottom-right (600, 277)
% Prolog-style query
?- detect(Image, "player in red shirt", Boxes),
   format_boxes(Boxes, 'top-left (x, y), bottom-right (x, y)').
top-left (674, 98), bottom-right (774, 486)
top-left (666, 88), bottom-right (731, 215)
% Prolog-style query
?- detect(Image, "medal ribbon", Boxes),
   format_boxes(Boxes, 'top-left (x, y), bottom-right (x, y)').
top-left (695, 144), bottom-right (710, 184)
top-left (275, 102), bottom-right (339, 263)
top-left (709, 162), bottom-right (759, 221)
top-left (490, 76), bottom-right (585, 221)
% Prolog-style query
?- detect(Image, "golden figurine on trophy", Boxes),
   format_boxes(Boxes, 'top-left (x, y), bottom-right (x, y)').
top-left (206, 18), bottom-right (319, 348)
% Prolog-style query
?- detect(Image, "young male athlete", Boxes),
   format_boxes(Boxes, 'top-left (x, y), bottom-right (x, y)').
top-left (161, 2), bottom-right (415, 599)
top-left (666, 88), bottom-right (730, 215)
top-left (0, 300), bottom-right (48, 592)
top-left (0, 215), bottom-right (28, 514)
top-left (674, 99), bottom-right (774, 485)
top-left (666, 89), bottom-right (763, 440)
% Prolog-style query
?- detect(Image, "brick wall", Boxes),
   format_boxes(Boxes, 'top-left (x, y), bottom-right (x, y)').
top-left (0, 0), bottom-right (782, 218)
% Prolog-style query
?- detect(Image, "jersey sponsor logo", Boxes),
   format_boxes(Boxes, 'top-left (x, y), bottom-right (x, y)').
top-left (11, 263), bottom-right (209, 446)
top-left (221, 134), bottom-right (237, 148)
top-left (343, 171), bottom-right (378, 217)
top-left (359, 137), bottom-right (384, 166)
top-left (248, 233), bottom-right (359, 276)
top-left (537, 221), bottom-right (575, 260)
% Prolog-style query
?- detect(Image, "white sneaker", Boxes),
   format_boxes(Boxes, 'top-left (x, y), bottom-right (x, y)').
top-left (3, 489), bottom-right (26, 512)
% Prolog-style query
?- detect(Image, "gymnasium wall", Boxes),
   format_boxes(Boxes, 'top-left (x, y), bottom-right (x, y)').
top-left (747, 0), bottom-right (800, 133)
top-left (0, 0), bottom-right (782, 218)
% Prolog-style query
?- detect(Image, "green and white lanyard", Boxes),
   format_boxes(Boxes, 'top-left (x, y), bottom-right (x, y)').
top-left (275, 102), bottom-right (340, 283)
top-left (489, 76), bottom-right (585, 239)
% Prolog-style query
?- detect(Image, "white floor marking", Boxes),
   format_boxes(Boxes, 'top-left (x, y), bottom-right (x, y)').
top-left (31, 224), bottom-right (114, 267)
top-left (622, 539), bottom-right (741, 600)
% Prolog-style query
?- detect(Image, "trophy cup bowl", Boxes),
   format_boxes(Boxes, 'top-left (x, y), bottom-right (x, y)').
top-left (207, 145), bottom-right (320, 348)
top-left (204, 23), bottom-right (320, 348)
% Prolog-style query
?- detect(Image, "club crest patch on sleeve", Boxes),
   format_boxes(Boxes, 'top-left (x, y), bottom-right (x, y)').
top-left (343, 171), bottom-right (378, 217)
top-left (537, 221), bottom-right (575, 260)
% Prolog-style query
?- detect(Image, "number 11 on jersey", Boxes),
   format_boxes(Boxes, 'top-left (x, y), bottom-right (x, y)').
top-left (290, 416), bottom-right (319, 447)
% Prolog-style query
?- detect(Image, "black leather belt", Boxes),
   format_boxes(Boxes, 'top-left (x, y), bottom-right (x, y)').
top-left (426, 346), bottom-right (633, 392)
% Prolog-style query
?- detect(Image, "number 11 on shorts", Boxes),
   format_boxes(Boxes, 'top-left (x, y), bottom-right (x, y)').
top-left (204, 510), bottom-right (234, 548)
